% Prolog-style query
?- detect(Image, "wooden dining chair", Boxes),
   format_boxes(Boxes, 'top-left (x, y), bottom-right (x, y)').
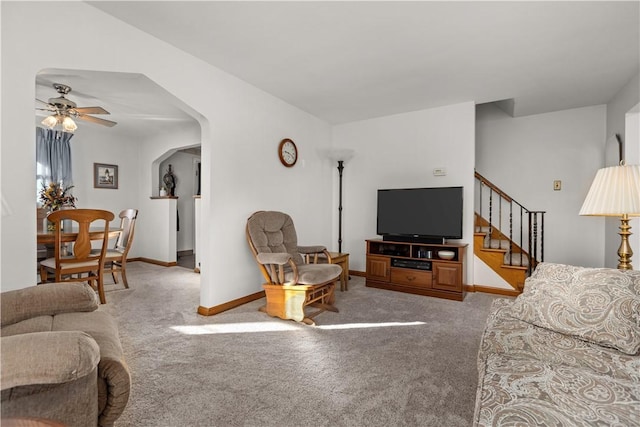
top-left (39, 209), bottom-right (115, 304)
top-left (101, 208), bottom-right (138, 288)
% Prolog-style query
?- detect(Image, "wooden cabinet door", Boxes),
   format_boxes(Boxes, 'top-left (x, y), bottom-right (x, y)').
top-left (433, 263), bottom-right (462, 292)
top-left (367, 255), bottom-right (390, 282)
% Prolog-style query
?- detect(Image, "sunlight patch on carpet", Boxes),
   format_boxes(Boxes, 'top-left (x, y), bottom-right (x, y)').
top-left (170, 320), bottom-right (426, 335)
top-left (171, 321), bottom-right (301, 334)
top-left (316, 321), bottom-right (426, 330)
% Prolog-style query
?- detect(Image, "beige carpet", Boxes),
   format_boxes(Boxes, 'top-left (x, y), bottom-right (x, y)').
top-left (101, 262), bottom-right (499, 427)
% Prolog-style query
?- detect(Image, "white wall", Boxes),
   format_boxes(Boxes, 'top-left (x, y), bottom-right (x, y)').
top-left (606, 73), bottom-right (639, 164)
top-left (473, 259), bottom-right (511, 290)
top-left (476, 103), bottom-right (606, 268)
top-left (63, 124), bottom-right (142, 254)
top-left (1, 2), bottom-right (334, 309)
top-left (625, 106), bottom-right (639, 265)
top-left (332, 102), bottom-right (476, 286)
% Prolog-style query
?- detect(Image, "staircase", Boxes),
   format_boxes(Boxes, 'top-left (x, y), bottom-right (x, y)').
top-left (474, 171), bottom-right (545, 292)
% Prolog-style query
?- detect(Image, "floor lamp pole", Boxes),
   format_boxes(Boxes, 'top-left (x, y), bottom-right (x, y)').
top-left (337, 160), bottom-right (344, 253)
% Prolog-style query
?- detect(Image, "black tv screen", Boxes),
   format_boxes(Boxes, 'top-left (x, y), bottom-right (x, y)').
top-left (377, 186), bottom-right (463, 241)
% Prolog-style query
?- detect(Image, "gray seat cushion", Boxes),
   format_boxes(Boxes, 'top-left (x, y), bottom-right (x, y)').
top-left (286, 264), bottom-right (342, 285)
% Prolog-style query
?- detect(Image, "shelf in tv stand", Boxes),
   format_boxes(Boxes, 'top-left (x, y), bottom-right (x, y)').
top-left (390, 257), bottom-right (432, 271)
top-left (365, 239), bottom-right (467, 301)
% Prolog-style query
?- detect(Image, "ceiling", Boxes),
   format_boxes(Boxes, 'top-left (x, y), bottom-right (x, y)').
top-left (40, 1), bottom-right (639, 135)
top-left (35, 69), bottom-right (198, 138)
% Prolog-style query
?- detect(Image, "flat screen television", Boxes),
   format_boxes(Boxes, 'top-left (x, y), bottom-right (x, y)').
top-left (377, 186), bottom-right (463, 243)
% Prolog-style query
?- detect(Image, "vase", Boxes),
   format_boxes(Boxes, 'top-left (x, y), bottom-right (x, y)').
top-left (37, 207), bottom-right (48, 233)
top-left (47, 206), bottom-right (75, 232)
top-left (60, 206), bottom-right (75, 231)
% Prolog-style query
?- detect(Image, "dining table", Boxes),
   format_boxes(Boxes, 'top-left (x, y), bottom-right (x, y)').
top-left (37, 227), bottom-right (122, 245)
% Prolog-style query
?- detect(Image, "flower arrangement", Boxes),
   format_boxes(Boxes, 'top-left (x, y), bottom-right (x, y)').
top-left (39, 182), bottom-right (77, 212)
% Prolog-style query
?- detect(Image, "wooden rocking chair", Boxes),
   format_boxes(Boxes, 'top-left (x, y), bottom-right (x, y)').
top-left (246, 211), bottom-right (341, 325)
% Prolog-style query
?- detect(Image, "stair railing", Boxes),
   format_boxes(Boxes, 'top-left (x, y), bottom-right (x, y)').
top-left (475, 171), bottom-right (545, 275)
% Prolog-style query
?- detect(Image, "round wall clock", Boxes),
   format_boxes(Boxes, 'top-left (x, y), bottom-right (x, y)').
top-left (278, 138), bottom-right (298, 167)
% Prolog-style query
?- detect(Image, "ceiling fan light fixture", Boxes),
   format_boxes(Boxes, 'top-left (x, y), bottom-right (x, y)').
top-left (41, 115), bottom-right (58, 128)
top-left (61, 116), bottom-right (77, 132)
top-left (37, 83), bottom-right (117, 130)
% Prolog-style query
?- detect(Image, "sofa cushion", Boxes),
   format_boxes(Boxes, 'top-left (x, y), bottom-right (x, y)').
top-left (1, 331), bottom-right (100, 390)
top-left (480, 299), bottom-right (640, 383)
top-left (0, 315), bottom-right (53, 337)
top-left (509, 263), bottom-right (640, 355)
top-left (475, 353), bottom-right (640, 426)
top-left (526, 262), bottom-right (587, 286)
top-left (285, 263), bottom-right (342, 285)
top-left (1, 367), bottom-right (99, 427)
top-left (1, 282), bottom-right (98, 327)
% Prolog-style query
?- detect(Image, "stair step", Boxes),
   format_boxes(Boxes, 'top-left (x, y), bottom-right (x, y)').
top-left (501, 264), bottom-right (529, 271)
top-left (504, 252), bottom-right (530, 268)
top-left (475, 226), bottom-right (491, 234)
top-left (485, 238), bottom-right (510, 250)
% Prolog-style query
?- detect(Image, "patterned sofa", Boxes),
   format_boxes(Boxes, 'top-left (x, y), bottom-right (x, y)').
top-left (473, 262), bottom-right (640, 426)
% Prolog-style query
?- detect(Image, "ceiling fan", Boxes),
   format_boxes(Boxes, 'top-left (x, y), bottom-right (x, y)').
top-left (36, 83), bottom-right (117, 132)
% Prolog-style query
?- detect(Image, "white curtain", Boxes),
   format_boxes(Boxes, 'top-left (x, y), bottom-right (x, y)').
top-left (36, 127), bottom-right (73, 188)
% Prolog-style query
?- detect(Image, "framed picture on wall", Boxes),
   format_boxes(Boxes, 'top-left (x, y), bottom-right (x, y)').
top-left (94, 163), bottom-right (118, 189)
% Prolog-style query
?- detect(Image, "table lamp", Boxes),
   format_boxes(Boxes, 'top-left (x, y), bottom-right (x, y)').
top-left (579, 163), bottom-right (640, 269)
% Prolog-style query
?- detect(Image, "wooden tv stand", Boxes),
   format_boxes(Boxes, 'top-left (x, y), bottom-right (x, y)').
top-left (365, 239), bottom-right (467, 301)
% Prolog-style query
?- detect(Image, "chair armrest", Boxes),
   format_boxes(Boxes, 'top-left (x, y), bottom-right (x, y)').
top-left (1, 331), bottom-right (100, 390)
top-left (56, 308), bottom-right (130, 426)
top-left (297, 245), bottom-right (327, 254)
top-left (256, 253), bottom-right (292, 265)
top-left (298, 246), bottom-right (332, 263)
top-left (255, 254), bottom-right (299, 284)
top-left (97, 355), bottom-right (131, 426)
top-left (1, 282), bottom-right (99, 327)
top-left (82, 306), bottom-right (131, 426)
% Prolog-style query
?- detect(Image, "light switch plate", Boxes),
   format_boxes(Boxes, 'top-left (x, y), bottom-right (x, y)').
top-left (553, 180), bottom-right (561, 191)
top-left (433, 168), bottom-right (446, 176)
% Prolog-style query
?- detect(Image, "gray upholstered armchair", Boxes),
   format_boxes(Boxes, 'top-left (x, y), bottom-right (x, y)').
top-left (246, 210), bottom-right (342, 324)
top-left (1, 282), bottom-right (130, 427)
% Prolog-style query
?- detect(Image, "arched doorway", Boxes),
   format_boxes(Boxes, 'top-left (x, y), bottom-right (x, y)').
top-left (35, 68), bottom-right (206, 269)
top-left (156, 145), bottom-right (202, 270)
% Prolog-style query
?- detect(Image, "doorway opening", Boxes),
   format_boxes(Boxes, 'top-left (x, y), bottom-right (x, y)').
top-left (157, 146), bottom-right (202, 270)
top-left (35, 68), bottom-right (207, 282)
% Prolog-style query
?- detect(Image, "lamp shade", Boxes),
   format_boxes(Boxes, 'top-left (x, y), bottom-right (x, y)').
top-left (41, 115), bottom-right (58, 128)
top-left (328, 149), bottom-right (355, 163)
top-left (579, 164), bottom-right (640, 216)
top-left (61, 116), bottom-right (77, 132)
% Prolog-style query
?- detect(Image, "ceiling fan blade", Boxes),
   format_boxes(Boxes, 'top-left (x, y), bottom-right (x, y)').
top-left (73, 106), bottom-right (110, 115)
top-left (76, 114), bottom-right (117, 127)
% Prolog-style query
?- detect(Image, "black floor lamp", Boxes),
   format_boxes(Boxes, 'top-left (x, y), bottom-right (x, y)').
top-left (329, 149), bottom-right (355, 253)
